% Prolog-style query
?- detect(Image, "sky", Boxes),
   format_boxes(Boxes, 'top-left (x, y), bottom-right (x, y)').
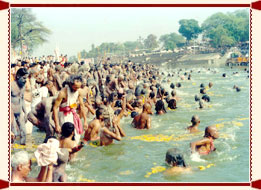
top-left (25, 7), bottom-right (248, 57)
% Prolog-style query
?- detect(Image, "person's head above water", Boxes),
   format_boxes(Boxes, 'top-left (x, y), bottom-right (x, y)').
top-left (143, 103), bottom-right (152, 114)
top-left (165, 148), bottom-right (187, 167)
top-left (155, 100), bottom-right (167, 114)
top-left (168, 99), bottom-right (177, 110)
top-left (170, 83), bottom-right (175, 89)
top-left (61, 122), bottom-right (75, 140)
top-left (209, 82), bottom-right (213, 88)
top-left (204, 125), bottom-right (219, 139)
top-left (191, 115), bottom-right (200, 125)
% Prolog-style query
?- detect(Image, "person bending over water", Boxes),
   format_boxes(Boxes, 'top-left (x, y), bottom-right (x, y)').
top-left (132, 103), bottom-right (152, 129)
top-left (163, 148), bottom-right (191, 176)
top-left (187, 115), bottom-right (200, 133)
top-left (190, 126), bottom-right (219, 155)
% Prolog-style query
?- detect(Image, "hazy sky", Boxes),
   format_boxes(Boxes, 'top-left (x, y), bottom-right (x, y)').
top-left (27, 7), bottom-right (248, 57)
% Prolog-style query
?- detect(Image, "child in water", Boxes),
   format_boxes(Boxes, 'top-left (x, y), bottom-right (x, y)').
top-left (163, 148), bottom-right (191, 176)
top-left (190, 126), bottom-right (219, 155)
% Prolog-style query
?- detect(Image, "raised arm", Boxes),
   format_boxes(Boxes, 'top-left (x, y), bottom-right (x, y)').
top-left (190, 138), bottom-right (210, 153)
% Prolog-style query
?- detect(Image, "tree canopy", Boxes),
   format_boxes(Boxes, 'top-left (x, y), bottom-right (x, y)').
top-left (144, 34), bottom-right (159, 50)
top-left (202, 9), bottom-right (249, 48)
top-left (159, 33), bottom-right (185, 51)
top-left (178, 19), bottom-right (202, 42)
top-left (11, 8), bottom-right (51, 56)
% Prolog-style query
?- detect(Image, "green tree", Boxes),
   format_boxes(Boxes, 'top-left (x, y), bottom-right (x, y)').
top-left (159, 33), bottom-right (185, 51)
top-left (11, 8), bottom-right (51, 56)
top-left (202, 10), bottom-right (249, 48)
top-left (144, 34), bottom-right (158, 50)
top-left (178, 19), bottom-right (202, 43)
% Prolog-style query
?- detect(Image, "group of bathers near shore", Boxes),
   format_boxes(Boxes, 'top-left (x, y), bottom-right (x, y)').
top-left (10, 56), bottom-right (247, 182)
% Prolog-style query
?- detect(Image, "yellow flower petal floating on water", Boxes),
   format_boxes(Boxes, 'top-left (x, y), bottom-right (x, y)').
top-left (78, 175), bottom-right (95, 182)
top-left (237, 118), bottom-right (249, 121)
top-left (198, 166), bottom-right (206, 170)
top-left (232, 121), bottom-right (243, 127)
top-left (215, 123), bottom-right (225, 129)
top-left (192, 82), bottom-right (196, 85)
top-left (119, 170), bottom-right (133, 175)
top-left (206, 164), bottom-right (215, 168)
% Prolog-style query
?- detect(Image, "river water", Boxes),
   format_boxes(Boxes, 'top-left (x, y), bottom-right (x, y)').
top-left (12, 64), bottom-right (249, 182)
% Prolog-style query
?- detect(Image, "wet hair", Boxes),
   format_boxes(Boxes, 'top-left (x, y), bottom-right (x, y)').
top-left (222, 73), bottom-right (226, 77)
top-left (191, 115), bottom-right (200, 124)
top-left (176, 83), bottom-right (181, 88)
top-left (63, 75), bottom-right (82, 88)
top-left (200, 83), bottom-right (205, 88)
top-left (155, 100), bottom-right (167, 113)
top-left (168, 99), bottom-right (177, 109)
top-left (200, 88), bottom-right (206, 94)
top-left (171, 90), bottom-right (176, 97)
top-left (202, 95), bottom-right (210, 102)
top-left (165, 148), bottom-right (187, 167)
top-left (61, 122), bottom-right (75, 140)
top-left (15, 68), bottom-right (28, 80)
top-left (170, 83), bottom-right (175, 89)
top-left (131, 111), bottom-right (139, 118)
top-left (236, 87), bottom-right (241, 92)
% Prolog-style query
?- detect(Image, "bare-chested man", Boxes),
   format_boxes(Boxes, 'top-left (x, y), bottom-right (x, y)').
top-left (27, 96), bottom-right (56, 142)
top-left (187, 115), bottom-right (200, 133)
top-left (53, 75), bottom-right (88, 144)
top-left (11, 68), bottom-right (28, 145)
top-left (99, 105), bottom-right (125, 146)
top-left (132, 103), bottom-right (152, 129)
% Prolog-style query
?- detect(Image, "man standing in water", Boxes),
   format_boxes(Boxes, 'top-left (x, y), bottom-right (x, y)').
top-left (132, 103), bottom-right (152, 129)
top-left (53, 75), bottom-right (88, 144)
top-left (11, 68), bottom-right (28, 145)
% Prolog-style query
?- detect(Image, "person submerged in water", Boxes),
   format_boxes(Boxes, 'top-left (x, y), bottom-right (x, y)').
top-left (187, 115), bottom-right (200, 133)
top-left (190, 125), bottom-right (219, 155)
top-left (132, 103), bottom-right (152, 129)
top-left (163, 148), bottom-right (191, 176)
top-left (155, 100), bottom-right (167, 115)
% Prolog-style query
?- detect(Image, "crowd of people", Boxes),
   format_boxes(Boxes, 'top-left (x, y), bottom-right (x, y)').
top-left (11, 54), bottom-right (247, 182)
